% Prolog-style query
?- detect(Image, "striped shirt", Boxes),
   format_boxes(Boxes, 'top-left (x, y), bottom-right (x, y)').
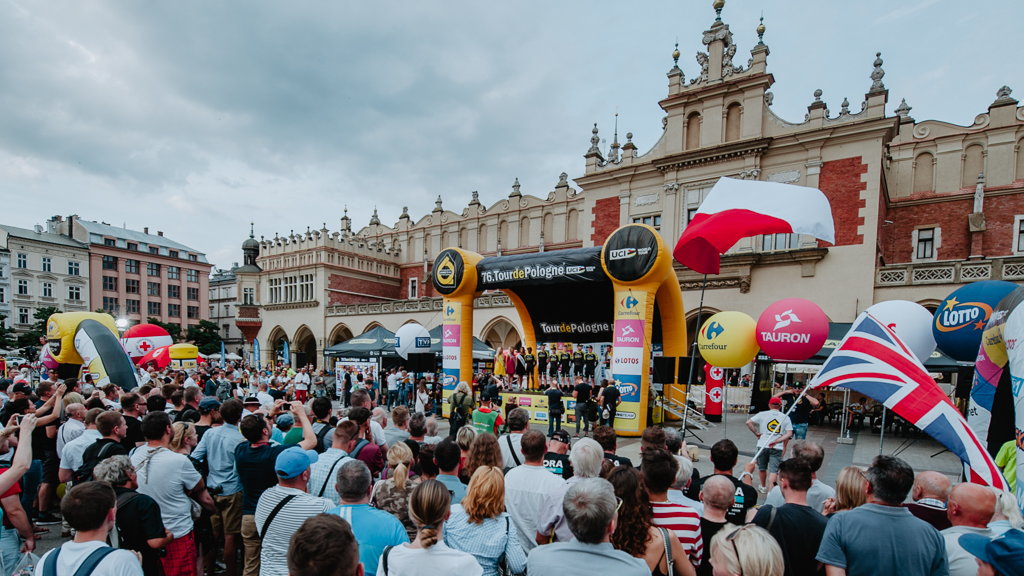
top-left (255, 486), bottom-right (333, 576)
top-left (650, 500), bottom-right (703, 567)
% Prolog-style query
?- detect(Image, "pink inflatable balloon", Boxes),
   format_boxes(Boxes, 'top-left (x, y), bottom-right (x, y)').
top-left (756, 298), bottom-right (829, 362)
top-left (39, 344), bottom-right (59, 370)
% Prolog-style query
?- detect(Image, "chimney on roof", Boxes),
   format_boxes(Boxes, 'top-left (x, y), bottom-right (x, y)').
top-left (157, 231), bottom-right (164, 236)
top-left (144, 227), bottom-right (149, 234)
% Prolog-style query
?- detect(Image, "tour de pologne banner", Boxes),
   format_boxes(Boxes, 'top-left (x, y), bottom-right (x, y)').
top-left (441, 301), bottom-right (461, 391)
top-left (611, 290), bottom-right (647, 434)
top-left (1001, 303), bottom-right (1024, 509)
top-left (477, 248), bottom-right (614, 343)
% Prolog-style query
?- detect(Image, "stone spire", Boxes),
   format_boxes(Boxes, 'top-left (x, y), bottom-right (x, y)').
top-left (509, 178), bottom-right (522, 198)
top-left (369, 207), bottom-right (380, 226)
top-left (607, 113), bottom-right (621, 164)
top-left (340, 207), bottom-right (351, 233)
top-left (756, 15), bottom-right (766, 45)
top-left (894, 98), bottom-right (913, 122)
top-left (586, 123), bottom-right (602, 156)
top-left (433, 195), bottom-right (444, 213)
top-left (666, 42), bottom-right (684, 95)
top-left (868, 52), bottom-right (886, 94)
top-left (399, 206), bottom-right (410, 220)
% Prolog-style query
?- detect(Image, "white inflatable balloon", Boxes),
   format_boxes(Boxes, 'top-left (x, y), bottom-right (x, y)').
top-left (864, 300), bottom-right (937, 363)
top-left (394, 322), bottom-right (432, 359)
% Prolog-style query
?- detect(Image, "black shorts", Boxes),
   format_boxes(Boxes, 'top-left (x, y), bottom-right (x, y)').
top-left (583, 365), bottom-right (595, 378)
top-left (41, 451), bottom-right (60, 484)
top-left (538, 362), bottom-right (547, 373)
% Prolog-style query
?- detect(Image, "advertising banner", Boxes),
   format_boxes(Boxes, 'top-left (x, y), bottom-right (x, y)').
top-left (704, 363), bottom-right (724, 418)
top-left (1001, 304), bottom-right (1024, 509)
top-left (334, 360), bottom-right (379, 398)
top-left (476, 248), bottom-right (605, 288)
top-left (441, 300), bottom-right (462, 393)
top-left (611, 290), bottom-right (647, 434)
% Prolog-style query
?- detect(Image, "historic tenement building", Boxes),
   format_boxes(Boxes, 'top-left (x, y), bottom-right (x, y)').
top-left (241, 3), bottom-right (1023, 368)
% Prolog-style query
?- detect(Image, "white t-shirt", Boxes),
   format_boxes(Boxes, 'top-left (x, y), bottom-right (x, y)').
top-left (59, 429), bottom-right (102, 473)
top-left (503, 464), bottom-right (566, 550)
top-left (376, 542), bottom-right (482, 576)
top-left (35, 540), bottom-right (143, 576)
top-left (387, 373), bottom-right (400, 392)
top-left (130, 446), bottom-right (202, 538)
top-left (57, 419), bottom-right (86, 459)
top-left (498, 433), bottom-right (525, 469)
top-left (294, 372), bottom-right (310, 391)
top-left (750, 409), bottom-right (792, 449)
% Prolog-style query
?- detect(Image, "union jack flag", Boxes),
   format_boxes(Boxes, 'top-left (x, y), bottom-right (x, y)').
top-left (809, 312), bottom-right (1008, 490)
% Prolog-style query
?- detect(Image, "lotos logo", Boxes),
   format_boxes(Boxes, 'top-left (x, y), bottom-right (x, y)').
top-left (934, 297), bottom-right (992, 333)
top-left (609, 248), bottom-right (637, 260)
top-left (703, 321), bottom-right (725, 340)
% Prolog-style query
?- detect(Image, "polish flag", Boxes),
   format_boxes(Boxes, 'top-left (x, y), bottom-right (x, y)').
top-left (673, 177), bottom-right (835, 274)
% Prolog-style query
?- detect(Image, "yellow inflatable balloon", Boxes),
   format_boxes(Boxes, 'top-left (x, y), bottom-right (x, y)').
top-left (169, 343), bottom-right (199, 370)
top-left (697, 311), bottom-right (759, 368)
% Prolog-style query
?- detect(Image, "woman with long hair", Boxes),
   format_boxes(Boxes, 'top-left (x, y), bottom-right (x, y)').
top-left (455, 427), bottom-right (477, 483)
top-left (445, 466), bottom-right (526, 576)
top-left (464, 433), bottom-right (502, 480)
top-left (414, 380), bottom-right (430, 414)
top-left (494, 348), bottom-right (506, 378)
top-left (606, 466), bottom-right (694, 576)
top-left (822, 466), bottom-right (867, 516)
top-left (377, 479), bottom-right (482, 576)
top-left (372, 442), bottom-right (419, 540)
top-left (708, 524), bottom-right (783, 576)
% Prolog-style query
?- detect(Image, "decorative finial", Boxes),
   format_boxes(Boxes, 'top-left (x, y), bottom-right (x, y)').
top-left (756, 15), bottom-right (766, 45)
top-left (713, 0), bottom-right (725, 23)
top-left (557, 172), bottom-right (569, 188)
top-left (840, 97), bottom-right (850, 115)
top-left (626, 132), bottom-right (633, 144)
top-left (992, 86), bottom-right (1017, 106)
top-left (588, 123), bottom-right (601, 154)
top-left (894, 98), bottom-right (912, 118)
top-left (672, 42), bottom-right (680, 66)
top-left (249, 222), bottom-right (255, 238)
top-left (510, 178), bottom-right (522, 198)
top-left (869, 52), bottom-right (886, 93)
top-left (400, 206), bottom-right (410, 219)
top-left (469, 191), bottom-right (480, 205)
top-left (434, 195), bottom-right (444, 212)
top-left (813, 89), bottom-right (823, 102)
top-left (608, 113), bottom-right (621, 163)
top-left (369, 208), bottom-right (380, 226)
top-left (997, 86), bottom-right (1012, 99)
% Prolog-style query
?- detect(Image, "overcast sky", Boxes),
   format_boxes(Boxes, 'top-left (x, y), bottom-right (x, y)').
top-left (1, 0), bottom-right (1019, 269)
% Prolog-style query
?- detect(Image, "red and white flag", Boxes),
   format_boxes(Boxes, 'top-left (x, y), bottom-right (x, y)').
top-left (673, 177), bottom-right (835, 274)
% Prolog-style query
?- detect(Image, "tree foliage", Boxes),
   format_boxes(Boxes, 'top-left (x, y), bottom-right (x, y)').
top-left (146, 317), bottom-right (182, 342)
top-left (187, 320), bottom-right (223, 355)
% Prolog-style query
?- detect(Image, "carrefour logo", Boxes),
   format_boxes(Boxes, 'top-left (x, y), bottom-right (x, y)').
top-left (621, 296), bottom-right (639, 309)
top-left (703, 321), bottom-right (725, 340)
top-left (935, 297), bottom-right (992, 333)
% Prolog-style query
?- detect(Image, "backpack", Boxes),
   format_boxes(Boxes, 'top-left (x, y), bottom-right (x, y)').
top-left (73, 441), bottom-right (120, 484)
top-left (42, 544), bottom-right (117, 576)
top-left (349, 438), bottom-right (369, 460)
top-left (313, 423), bottom-right (333, 454)
top-left (109, 491), bottom-right (141, 550)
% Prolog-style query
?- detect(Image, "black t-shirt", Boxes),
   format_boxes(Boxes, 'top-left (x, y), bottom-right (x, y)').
top-left (113, 486), bottom-right (167, 575)
top-left (688, 474), bottom-right (757, 525)
top-left (752, 503), bottom-right (828, 576)
top-left (601, 386), bottom-right (620, 407)
top-left (31, 407), bottom-right (58, 456)
top-left (543, 452), bottom-right (573, 480)
top-left (572, 352), bottom-right (584, 366)
top-left (537, 350), bottom-right (548, 365)
top-left (697, 518), bottom-right (729, 576)
top-left (574, 383), bottom-right (592, 404)
top-left (787, 395), bottom-right (813, 425)
top-left (195, 424), bottom-right (212, 443)
top-left (235, 443), bottom-right (291, 515)
top-left (121, 417), bottom-right (144, 451)
top-left (545, 388), bottom-right (564, 411)
top-left (604, 452), bottom-right (633, 468)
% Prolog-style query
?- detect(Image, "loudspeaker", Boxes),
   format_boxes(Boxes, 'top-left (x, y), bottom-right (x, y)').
top-left (652, 356), bottom-right (676, 384)
top-left (406, 353), bottom-right (436, 373)
top-left (677, 357), bottom-right (700, 384)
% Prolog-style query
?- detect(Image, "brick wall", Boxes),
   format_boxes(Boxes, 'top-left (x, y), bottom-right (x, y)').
top-left (591, 197), bottom-right (620, 245)
top-left (399, 265), bottom-right (434, 299)
top-left (327, 273), bottom-right (400, 305)
top-left (819, 157), bottom-right (868, 246)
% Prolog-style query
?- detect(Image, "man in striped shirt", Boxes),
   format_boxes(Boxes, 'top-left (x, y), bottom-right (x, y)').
top-left (642, 447), bottom-right (703, 569)
top-left (255, 447), bottom-right (333, 576)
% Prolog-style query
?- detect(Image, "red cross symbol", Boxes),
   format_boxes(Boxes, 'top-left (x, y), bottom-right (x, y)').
top-left (137, 340), bottom-right (153, 353)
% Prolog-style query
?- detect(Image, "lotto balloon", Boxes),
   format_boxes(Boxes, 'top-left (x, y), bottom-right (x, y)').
top-left (395, 322), bottom-right (432, 359)
top-left (756, 298), bottom-right (829, 362)
top-left (933, 280), bottom-right (1019, 362)
top-left (697, 311), bottom-right (759, 368)
top-left (865, 300), bottom-right (936, 363)
top-left (121, 323), bottom-right (173, 364)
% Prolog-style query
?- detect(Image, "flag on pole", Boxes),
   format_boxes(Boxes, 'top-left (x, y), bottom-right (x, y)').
top-left (220, 340), bottom-right (226, 370)
top-left (809, 311), bottom-right (1008, 490)
top-left (673, 177), bottom-right (835, 274)
top-left (253, 338), bottom-right (261, 371)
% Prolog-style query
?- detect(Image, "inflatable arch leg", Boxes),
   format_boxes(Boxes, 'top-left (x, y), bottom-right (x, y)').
top-left (46, 312), bottom-right (138, 390)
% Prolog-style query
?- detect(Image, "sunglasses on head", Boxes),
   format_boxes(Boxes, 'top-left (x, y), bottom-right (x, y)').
top-left (725, 524), bottom-right (755, 576)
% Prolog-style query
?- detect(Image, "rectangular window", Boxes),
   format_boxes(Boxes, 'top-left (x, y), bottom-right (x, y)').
top-left (16, 254), bottom-right (27, 268)
top-left (0, 287), bottom-right (5, 303)
top-left (269, 278), bottom-right (281, 304)
top-left (149, 246), bottom-right (159, 254)
top-left (147, 301), bottom-right (161, 316)
top-left (168, 303), bottom-right (181, 317)
top-left (17, 280), bottom-right (28, 295)
top-left (409, 278), bottom-right (418, 299)
top-left (125, 279), bottom-right (140, 294)
top-left (186, 269), bottom-right (199, 283)
top-left (68, 285), bottom-right (81, 301)
top-left (125, 259), bottom-right (139, 274)
top-left (169, 250), bottom-right (179, 259)
top-left (147, 282), bottom-right (161, 296)
top-left (103, 238), bottom-right (115, 247)
top-left (68, 261), bottom-right (80, 276)
top-left (125, 299), bottom-right (140, 314)
top-left (168, 285), bottom-right (180, 299)
top-left (102, 255), bottom-right (117, 270)
top-left (188, 254), bottom-right (198, 262)
top-left (631, 215), bottom-right (662, 229)
top-left (41, 257), bottom-right (51, 272)
top-left (127, 242), bottom-right (138, 251)
top-left (102, 276), bottom-right (117, 291)
top-left (299, 274), bottom-right (314, 301)
top-left (42, 282), bottom-right (52, 298)
top-left (18, 308), bottom-right (29, 325)
top-left (188, 287), bottom-right (200, 301)
top-left (762, 233), bottom-right (799, 252)
top-left (1016, 218), bottom-right (1024, 253)
top-left (102, 296), bottom-right (119, 313)
top-left (916, 228), bottom-right (935, 260)
top-left (187, 306), bottom-right (199, 319)
top-left (243, 287), bottom-right (254, 305)
top-left (148, 263), bottom-right (160, 277)
top-left (167, 266), bottom-right (180, 280)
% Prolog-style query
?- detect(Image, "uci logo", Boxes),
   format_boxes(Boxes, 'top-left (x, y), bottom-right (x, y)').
top-left (609, 248), bottom-right (637, 261)
top-left (935, 298), bottom-right (991, 333)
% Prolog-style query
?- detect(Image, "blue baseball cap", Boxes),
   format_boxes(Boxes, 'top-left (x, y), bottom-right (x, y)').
top-left (959, 529), bottom-right (1024, 576)
top-left (275, 447), bottom-right (319, 479)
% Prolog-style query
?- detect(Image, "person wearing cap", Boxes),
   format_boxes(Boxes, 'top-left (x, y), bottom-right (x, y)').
top-left (542, 429), bottom-right (574, 479)
top-left (746, 397), bottom-right (792, 493)
top-left (960, 528), bottom-right (1024, 576)
top-left (254, 446), bottom-right (333, 576)
top-left (194, 397), bottom-right (222, 442)
top-left (241, 395), bottom-right (262, 418)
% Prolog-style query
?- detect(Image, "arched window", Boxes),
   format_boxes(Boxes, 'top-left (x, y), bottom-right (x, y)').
top-left (685, 112), bottom-right (702, 150)
top-left (962, 145), bottom-right (984, 188)
top-left (912, 152), bottom-right (935, 193)
top-left (543, 213), bottom-right (555, 243)
top-left (724, 103), bottom-right (742, 142)
top-left (477, 224), bottom-right (488, 252)
top-left (520, 217), bottom-right (531, 247)
top-left (460, 227), bottom-right (469, 248)
top-left (498, 220), bottom-right (508, 249)
top-left (566, 209), bottom-right (580, 242)
top-left (1016, 139), bottom-right (1024, 181)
